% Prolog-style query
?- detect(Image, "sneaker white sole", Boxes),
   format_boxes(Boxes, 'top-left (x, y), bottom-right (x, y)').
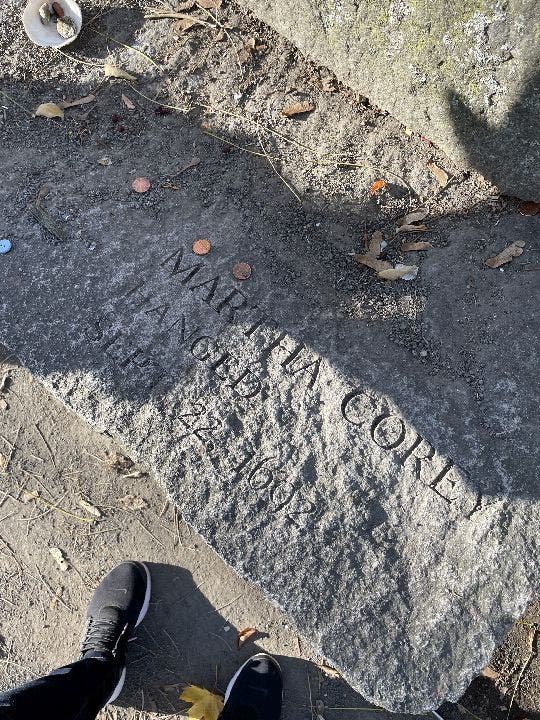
top-left (224, 652), bottom-right (282, 704)
top-left (105, 562), bottom-right (152, 706)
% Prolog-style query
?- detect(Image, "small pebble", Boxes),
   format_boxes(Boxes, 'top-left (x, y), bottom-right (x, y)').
top-left (38, 2), bottom-right (51, 24)
top-left (56, 16), bottom-right (76, 39)
top-left (420, 350), bottom-right (428, 358)
top-left (51, 1), bottom-right (64, 17)
top-left (0, 239), bottom-right (12, 254)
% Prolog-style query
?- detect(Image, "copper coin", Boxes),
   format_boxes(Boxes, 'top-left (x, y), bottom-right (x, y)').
top-left (232, 261), bottom-right (252, 280)
top-left (192, 238), bottom-right (211, 255)
top-left (518, 200), bottom-right (540, 216)
top-left (131, 177), bottom-right (151, 193)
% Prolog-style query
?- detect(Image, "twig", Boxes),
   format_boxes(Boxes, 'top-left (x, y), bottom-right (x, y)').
top-left (257, 127), bottom-right (302, 202)
top-left (0, 91), bottom-right (33, 116)
top-left (202, 129), bottom-right (279, 160)
top-left (32, 565), bottom-right (73, 611)
top-left (134, 516), bottom-right (166, 549)
top-left (195, 2), bottom-right (242, 74)
top-left (307, 670), bottom-right (314, 720)
top-left (54, 47), bottom-right (103, 68)
top-left (457, 704), bottom-right (485, 720)
top-left (35, 494), bottom-right (94, 524)
top-left (208, 593), bottom-right (243, 614)
top-left (506, 624), bottom-right (539, 720)
top-left (34, 422), bottom-right (56, 467)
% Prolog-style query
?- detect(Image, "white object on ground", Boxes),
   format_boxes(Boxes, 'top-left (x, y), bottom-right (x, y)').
top-left (22, 0), bottom-right (82, 47)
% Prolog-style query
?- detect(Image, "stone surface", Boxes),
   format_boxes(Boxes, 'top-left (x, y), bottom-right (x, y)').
top-left (237, 0), bottom-right (540, 200)
top-left (1, 138), bottom-right (539, 712)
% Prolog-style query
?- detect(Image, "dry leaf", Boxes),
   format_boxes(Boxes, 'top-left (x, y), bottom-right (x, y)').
top-left (34, 102), bottom-right (64, 119)
top-left (485, 241), bottom-right (525, 268)
top-left (78, 499), bottom-right (102, 518)
top-left (108, 452), bottom-right (135, 473)
top-left (49, 547), bottom-right (70, 571)
top-left (317, 663), bottom-right (341, 679)
top-left (369, 179), bottom-right (387, 196)
top-left (57, 94), bottom-right (96, 109)
top-left (480, 665), bottom-right (499, 680)
top-left (356, 255), bottom-right (392, 272)
top-left (104, 64), bottom-right (137, 81)
top-left (197, 0), bottom-right (222, 7)
top-left (238, 37), bottom-right (256, 64)
top-left (427, 162), bottom-right (448, 187)
top-left (367, 230), bottom-right (386, 256)
top-left (281, 100), bottom-right (315, 117)
top-left (21, 489), bottom-right (40, 503)
top-left (0, 398), bottom-right (8, 411)
top-left (397, 224), bottom-right (428, 233)
top-left (237, 627), bottom-right (257, 648)
top-left (122, 470), bottom-right (147, 478)
top-left (173, 17), bottom-right (199, 33)
top-left (121, 93), bottom-right (136, 110)
top-left (97, 157), bottom-right (112, 166)
top-left (176, 0), bottom-right (196, 8)
top-left (0, 452), bottom-right (5, 472)
top-left (378, 264), bottom-right (419, 281)
top-left (401, 241), bottom-right (433, 252)
top-left (398, 209), bottom-right (428, 226)
top-left (180, 685), bottom-right (224, 720)
top-left (118, 494), bottom-right (148, 511)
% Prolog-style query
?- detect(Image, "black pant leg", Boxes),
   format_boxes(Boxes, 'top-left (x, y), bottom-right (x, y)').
top-left (0, 656), bottom-right (119, 720)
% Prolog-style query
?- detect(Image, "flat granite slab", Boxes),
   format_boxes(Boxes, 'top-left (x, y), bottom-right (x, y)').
top-left (1, 122), bottom-right (539, 712)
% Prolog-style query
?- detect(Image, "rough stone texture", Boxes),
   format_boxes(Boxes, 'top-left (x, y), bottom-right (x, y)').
top-left (1, 138), bottom-right (539, 712)
top-left (237, 0), bottom-right (540, 200)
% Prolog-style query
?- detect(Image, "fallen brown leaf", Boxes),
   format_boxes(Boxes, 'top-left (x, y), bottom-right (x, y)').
top-left (369, 179), bottom-right (387, 196)
top-left (21, 489), bottom-right (40, 503)
top-left (367, 230), bottom-right (386, 256)
top-left (121, 93), bottom-right (136, 110)
top-left (485, 241), bottom-right (525, 268)
top-left (427, 162), bottom-right (448, 187)
top-left (173, 17), bottom-right (199, 33)
top-left (238, 37), bottom-right (256, 64)
top-left (480, 665), bottom-right (499, 680)
top-left (317, 663), bottom-right (341, 679)
top-left (401, 241), bottom-right (433, 252)
top-left (108, 451), bottom-right (135, 473)
top-left (397, 224), bottom-right (428, 233)
top-left (378, 264), bottom-right (418, 281)
top-left (237, 627), bottom-right (257, 648)
top-left (398, 209), bottom-right (428, 226)
top-left (57, 94), bottom-right (96, 109)
top-left (78, 499), bottom-right (102, 518)
top-left (356, 255), bottom-right (392, 272)
top-left (34, 102), bottom-right (64, 119)
top-left (118, 494), bottom-right (148, 511)
top-left (104, 63), bottom-right (137, 81)
top-left (281, 100), bottom-right (315, 117)
top-left (197, 0), bottom-right (222, 7)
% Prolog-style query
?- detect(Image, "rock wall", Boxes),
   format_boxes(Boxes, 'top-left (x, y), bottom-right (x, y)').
top-left (238, 0), bottom-right (540, 200)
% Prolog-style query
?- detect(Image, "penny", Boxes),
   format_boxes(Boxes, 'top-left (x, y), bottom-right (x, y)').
top-left (518, 200), bottom-right (540, 216)
top-left (232, 261), bottom-right (252, 280)
top-left (131, 177), bottom-right (151, 193)
top-left (192, 238), bottom-right (211, 256)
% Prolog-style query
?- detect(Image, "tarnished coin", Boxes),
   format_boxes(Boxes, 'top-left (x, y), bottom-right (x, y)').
top-left (192, 238), bottom-right (211, 255)
top-left (131, 177), bottom-right (151, 193)
top-left (518, 200), bottom-right (540, 216)
top-left (232, 261), bottom-right (252, 280)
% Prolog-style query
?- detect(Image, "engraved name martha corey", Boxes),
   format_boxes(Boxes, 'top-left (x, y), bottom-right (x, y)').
top-left (84, 244), bottom-right (483, 519)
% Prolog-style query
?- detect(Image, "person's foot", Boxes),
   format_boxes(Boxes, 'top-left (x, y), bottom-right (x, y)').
top-left (219, 653), bottom-right (283, 720)
top-left (80, 561), bottom-right (151, 704)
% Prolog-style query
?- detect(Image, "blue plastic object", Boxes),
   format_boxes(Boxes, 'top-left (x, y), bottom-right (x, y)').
top-left (0, 239), bottom-right (12, 254)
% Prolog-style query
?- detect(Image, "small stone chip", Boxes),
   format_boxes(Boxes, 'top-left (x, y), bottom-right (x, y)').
top-left (51, 1), bottom-right (64, 17)
top-left (38, 2), bottom-right (51, 24)
top-left (56, 16), bottom-right (76, 39)
top-left (192, 238), bottom-right (211, 255)
top-left (132, 177), bottom-right (151, 193)
top-left (232, 261), bottom-right (252, 280)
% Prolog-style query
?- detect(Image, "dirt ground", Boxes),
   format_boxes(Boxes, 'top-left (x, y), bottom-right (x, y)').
top-left (0, 0), bottom-right (539, 718)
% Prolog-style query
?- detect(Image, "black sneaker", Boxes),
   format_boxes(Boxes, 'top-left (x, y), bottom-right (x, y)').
top-left (80, 561), bottom-right (151, 704)
top-left (219, 653), bottom-right (283, 720)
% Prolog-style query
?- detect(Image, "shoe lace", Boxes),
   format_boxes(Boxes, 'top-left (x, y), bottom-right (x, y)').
top-left (81, 617), bottom-right (125, 656)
